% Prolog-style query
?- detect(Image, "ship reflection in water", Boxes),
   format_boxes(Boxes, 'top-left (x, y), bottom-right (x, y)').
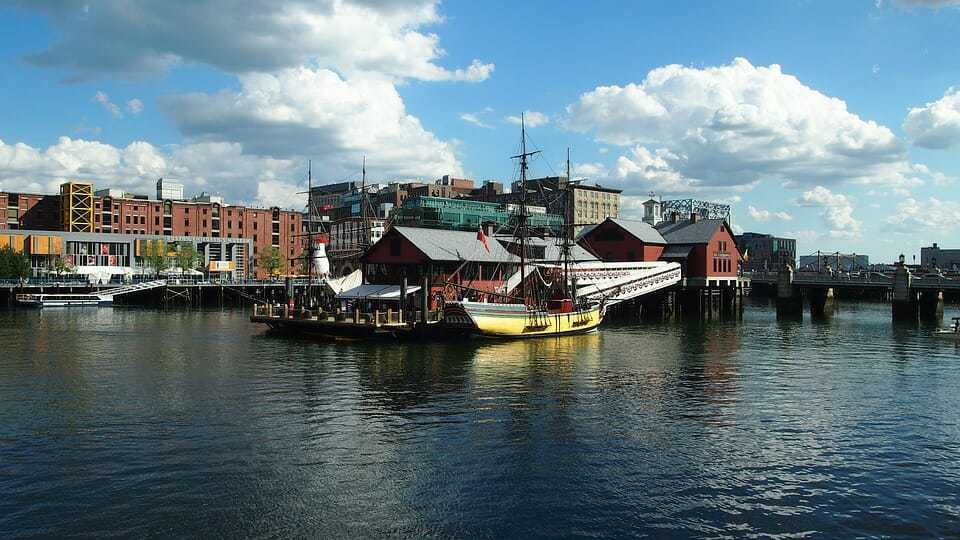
top-left (2, 300), bottom-right (959, 538)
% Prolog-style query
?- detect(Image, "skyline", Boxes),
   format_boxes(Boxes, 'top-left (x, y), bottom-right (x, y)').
top-left (1, 0), bottom-right (959, 261)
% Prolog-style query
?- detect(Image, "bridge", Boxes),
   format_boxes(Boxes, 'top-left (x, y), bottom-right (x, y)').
top-left (749, 267), bottom-right (956, 321)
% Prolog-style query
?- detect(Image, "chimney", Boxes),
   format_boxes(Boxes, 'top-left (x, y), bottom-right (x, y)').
top-left (690, 212), bottom-right (699, 224)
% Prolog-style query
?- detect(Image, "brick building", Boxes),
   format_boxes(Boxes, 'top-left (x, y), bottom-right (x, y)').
top-left (1, 185), bottom-right (303, 278)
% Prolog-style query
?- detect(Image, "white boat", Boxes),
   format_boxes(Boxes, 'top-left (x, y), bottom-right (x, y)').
top-left (16, 293), bottom-right (111, 308)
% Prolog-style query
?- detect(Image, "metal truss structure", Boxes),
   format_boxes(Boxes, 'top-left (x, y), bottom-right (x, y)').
top-left (60, 181), bottom-right (94, 233)
top-left (661, 199), bottom-right (731, 224)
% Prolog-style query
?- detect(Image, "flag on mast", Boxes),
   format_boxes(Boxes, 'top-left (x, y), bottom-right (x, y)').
top-left (476, 227), bottom-right (490, 252)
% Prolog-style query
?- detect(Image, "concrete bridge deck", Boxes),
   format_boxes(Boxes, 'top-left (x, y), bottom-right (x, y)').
top-left (748, 270), bottom-right (960, 291)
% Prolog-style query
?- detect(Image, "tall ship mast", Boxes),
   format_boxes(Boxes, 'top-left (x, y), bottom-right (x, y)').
top-left (442, 114), bottom-right (606, 338)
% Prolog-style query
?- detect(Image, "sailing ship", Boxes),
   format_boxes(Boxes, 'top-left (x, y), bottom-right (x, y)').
top-left (442, 116), bottom-right (605, 338)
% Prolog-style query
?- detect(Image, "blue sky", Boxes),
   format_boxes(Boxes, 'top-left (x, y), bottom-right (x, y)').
top-left (0, 0), bottom-right (958, 261)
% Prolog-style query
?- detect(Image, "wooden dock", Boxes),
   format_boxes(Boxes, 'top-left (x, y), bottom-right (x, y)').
top-left (250, 303), bottom-right (445, 340)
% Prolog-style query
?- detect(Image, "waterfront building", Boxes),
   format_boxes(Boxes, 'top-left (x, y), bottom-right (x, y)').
top-left (654, 214), bottom-right (742, 286)
top-left (576, 217), bottom-right (667, 262)
top-left (920, 243), bottom-right (960, 270)
top-left (0, 229), bottom-right (251, 281)
top-left (735, 232), bottom-right (797, 271)
top-left (1, 182), bottom-right (303, 278)
top-left (510, 176), bottom-right (622, 236)
top-left (362, 226), bottom-right (519, 307)
top-left (798, 252), bottom-right (869, 272)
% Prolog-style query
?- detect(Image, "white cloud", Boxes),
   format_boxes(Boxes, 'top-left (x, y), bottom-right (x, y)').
top-left (747, 205), bottom-right (793, 222)
top-left (126, 98), bottom-right (144, 115)
top-left (93, 91), bottom-right (122, 118)
top-left (159, 67), bottom-right (462, 180)
top-left (886, 197), bottom-right (960, 231)
top-left (572, 162), bottom-right (608, 178)
top-left (0, 137), bottom-right (307, 209)
top-left (565, 58), bottom-right (938, 195)
top-left (784, 229), bottom-right (821, 246)
top-left (903, 87), bottom-right (960, 149)
top-left (896, 0), bottom-right (960, 7)
top-left (459, 112), bottom-right (492, 129)
top-left (20, 0), bottom-right (493, 83)
top-left (505, 111), bottom-right (550, 127)
top-left (797, 186), bottom-right (862, 238)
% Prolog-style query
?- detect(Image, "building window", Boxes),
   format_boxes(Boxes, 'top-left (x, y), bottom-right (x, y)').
top-left (155, 217), bottom-right (160, 226)
top-left (185, 219), bottom-right (189, 227)
top-left (125, 215), bottom-right (131, 224)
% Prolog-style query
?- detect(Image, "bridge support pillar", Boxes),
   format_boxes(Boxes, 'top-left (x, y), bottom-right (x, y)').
top-left (918, 290), bottom-right (943, 322)
top-left (892, 265), bottom-right (918, 323)
top-left (776, 266), bottom-right (802, 321)
top-left (808, 287), bottom-right (834, 319)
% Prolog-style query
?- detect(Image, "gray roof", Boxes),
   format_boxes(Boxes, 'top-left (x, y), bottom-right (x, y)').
top-left (655, 218), bottom-right (725, 245)
top-left (391, 226), bottom-right (518, 263)
top-left (661, 245), bottom-right (693, 259)
top-left (493, 235), bottom-right (599, 263)
top-left (576, 217), bottom-right (666, 244)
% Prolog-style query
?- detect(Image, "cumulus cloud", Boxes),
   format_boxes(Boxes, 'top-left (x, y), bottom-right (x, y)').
top-left (505, 111), bottom-right (550, 127)
top-left (159, 67), bottom-right (461, 179)
top-left (886, 197), bottom-right (960, 231)
top-left (903, 87), bottom-right (960, 149)
top-left (896, 0), bottom-right (960, 7)
top-left (0, 137), bottom-right (307, 208)
top-left (797, 186), bottom-right (862, 238)
top-left (747, 205), bottom-right (793, 222)
top-left (126, 98), bottom-right (144, 115)
top-left (93, 91), bottom-right (122, 118)
top-left (460, 112), bottom-right (493, 129)
top-left (572, 162), bottom-right (608, 178)
top-left (17, 0), bottom-right (493, 82)
top-left (565, 58), bottom-right (937, 195)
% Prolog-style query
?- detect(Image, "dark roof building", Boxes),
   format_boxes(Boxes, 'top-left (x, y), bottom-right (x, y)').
top-left (654, 215), bottom-right (741, 285)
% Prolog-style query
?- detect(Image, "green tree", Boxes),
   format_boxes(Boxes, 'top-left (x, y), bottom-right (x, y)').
top-left (0, 245), bottom-right (31, 281)
top-left (175, 242), bottom-right (199, 273)
top-left (258, 246), bottom-right (286, 278)
top-left (142, 240), bottom-right (170, 276)
top-left (52, 255), bottom-right (74, 277)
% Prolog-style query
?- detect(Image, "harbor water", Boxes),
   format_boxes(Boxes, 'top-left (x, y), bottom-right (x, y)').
top-left (2, 301), bottom-right (959, 538)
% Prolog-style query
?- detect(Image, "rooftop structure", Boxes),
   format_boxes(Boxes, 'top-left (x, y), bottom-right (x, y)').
top-left (660, 199), bottom-right (731, 225)
top-left (60, 181), bottom-right (94, 233)
top-left (156, 178), bottom-right (185, 201)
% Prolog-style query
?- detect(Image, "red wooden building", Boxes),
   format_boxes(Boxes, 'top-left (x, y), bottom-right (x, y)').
top-left (576, 218), bottom-right (667, 262)
top-left (655, 214), bottom-right (741, 286)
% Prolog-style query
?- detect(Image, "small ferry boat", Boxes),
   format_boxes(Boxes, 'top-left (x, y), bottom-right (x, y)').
top-left (16, 293), bottom-right (110, 307)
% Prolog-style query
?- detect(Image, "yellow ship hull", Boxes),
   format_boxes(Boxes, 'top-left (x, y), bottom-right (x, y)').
top-left (443, 301), bottom-right (604, 338)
